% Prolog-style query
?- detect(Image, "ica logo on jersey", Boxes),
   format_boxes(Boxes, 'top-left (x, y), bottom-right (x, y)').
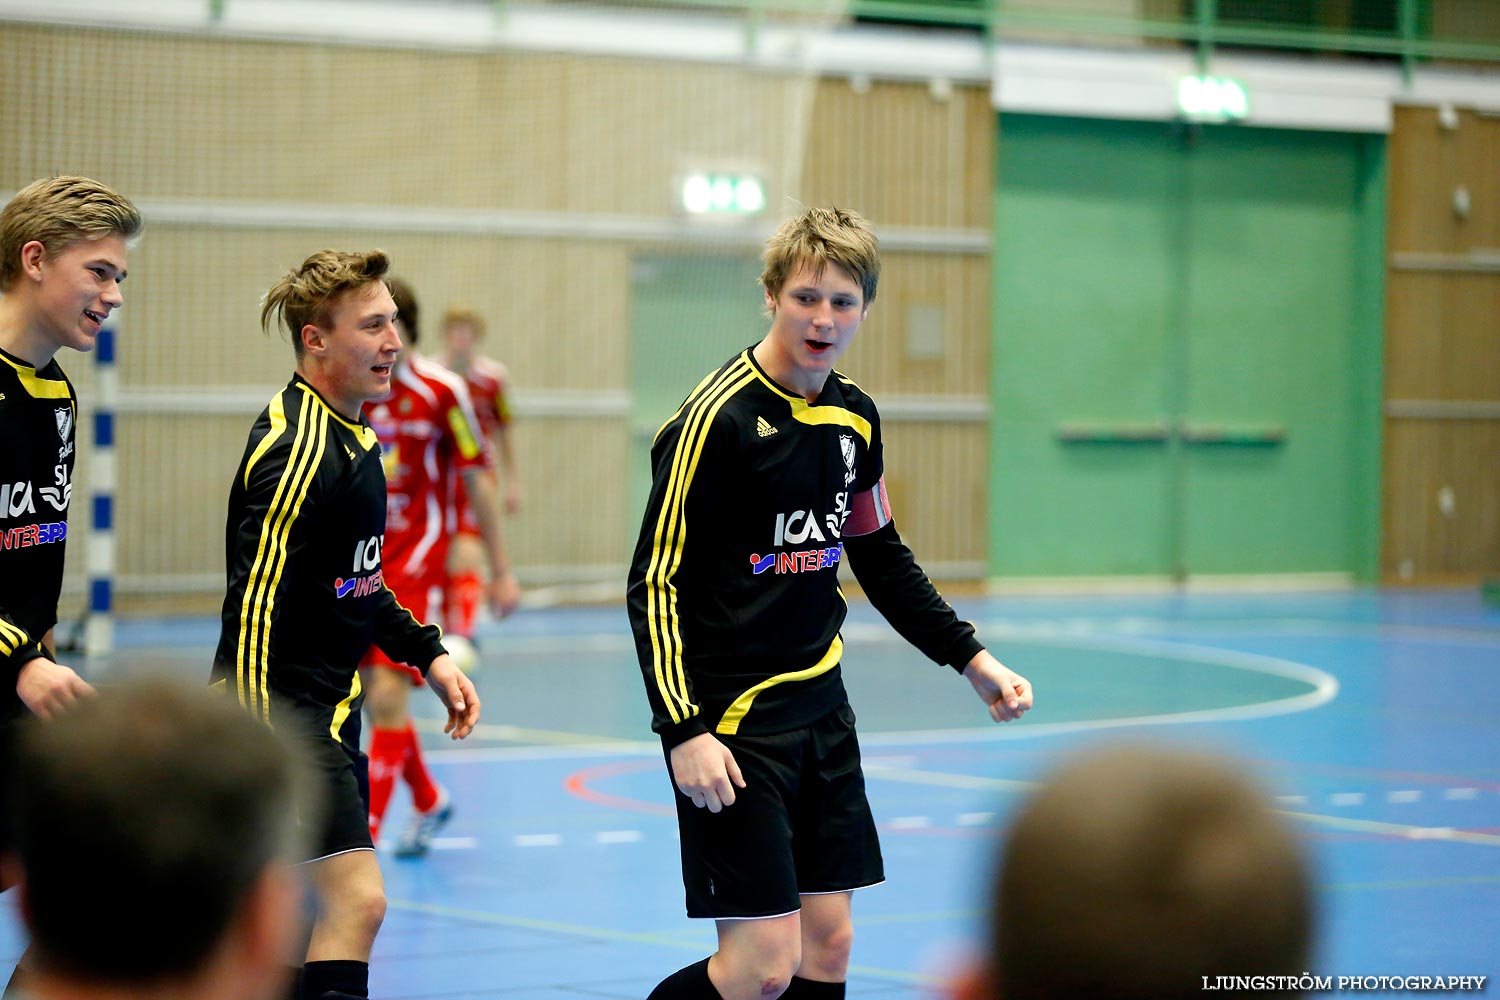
top-left (334, 535), bottom-right (384, 598)
top-left (749, 494), bottom-right (851, 576)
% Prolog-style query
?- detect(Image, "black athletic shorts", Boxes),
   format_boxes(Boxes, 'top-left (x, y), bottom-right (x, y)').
top-left (0, 720), bottom-right (16, 874)
top-left (670, 701), bottom-right (885, 919)
top-left (301, 733), bottom-right (374, 862)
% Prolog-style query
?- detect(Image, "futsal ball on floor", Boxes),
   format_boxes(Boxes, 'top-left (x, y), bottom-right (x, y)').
top-left (443, 635), bottom-right (479, 674)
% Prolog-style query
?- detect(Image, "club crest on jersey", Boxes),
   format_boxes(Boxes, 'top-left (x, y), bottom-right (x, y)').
top-left (840, 434), bottom-right (857, 485)
top-left (55, 407), bottom-right (72, 442)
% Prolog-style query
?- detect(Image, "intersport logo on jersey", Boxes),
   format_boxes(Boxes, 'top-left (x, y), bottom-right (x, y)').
top-left (748, 500), bottom-right (849, 576)
top-left (334, 535), bottom-right (384, 598)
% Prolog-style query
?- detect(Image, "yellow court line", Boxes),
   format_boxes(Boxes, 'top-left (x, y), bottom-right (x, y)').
top-left (1280, 809), bottom-right (1500, 847)
top-left (862, 764), bottom-right (1038, 795)
top-left (384, 900), bottom-right (943, 985)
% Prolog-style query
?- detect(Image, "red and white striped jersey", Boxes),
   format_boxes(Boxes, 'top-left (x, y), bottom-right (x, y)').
top-left (364, 355), bottom-right (488, 583)
top-left (460, 354), bottom-right (513, 440)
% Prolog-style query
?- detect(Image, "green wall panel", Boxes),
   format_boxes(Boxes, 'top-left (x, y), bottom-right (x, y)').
top-left (991, 114), bottom-right (1384, 579)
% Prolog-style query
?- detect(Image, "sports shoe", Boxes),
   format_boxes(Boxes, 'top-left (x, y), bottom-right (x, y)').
top-left (395, 785), bottom-right (452, 858)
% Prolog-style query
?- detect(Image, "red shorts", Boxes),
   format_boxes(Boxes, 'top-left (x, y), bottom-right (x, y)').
top-left (362, 573), bottom-right (446, 686)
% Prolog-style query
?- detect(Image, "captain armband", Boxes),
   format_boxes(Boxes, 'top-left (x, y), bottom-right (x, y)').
top-left (842, 476), bottom-right (893, 538)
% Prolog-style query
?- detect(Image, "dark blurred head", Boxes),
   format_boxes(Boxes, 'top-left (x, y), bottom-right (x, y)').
top-left (991, 744), bottom-right (1314, 1000)
top-left (7, 678), bottom-right (318, 983)
top-left (387, 275), bottom-right (419, 346)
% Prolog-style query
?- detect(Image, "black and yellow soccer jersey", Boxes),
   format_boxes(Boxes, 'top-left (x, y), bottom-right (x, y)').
top-left (0, 348), bottom-right (78, 726)
top-left (627, 348), bottom-right (983, 749)
top-left (211, 374), bottom-right (445, 752)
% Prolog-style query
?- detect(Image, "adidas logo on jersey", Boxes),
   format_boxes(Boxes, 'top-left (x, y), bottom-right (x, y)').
top-left (756, 416), bottom-right (778, 438)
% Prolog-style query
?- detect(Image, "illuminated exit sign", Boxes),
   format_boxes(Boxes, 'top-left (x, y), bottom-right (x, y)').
top-left (680, 173), bottom-right (766, 215)
top-left (1177, 75), bottom-right (1249, 122)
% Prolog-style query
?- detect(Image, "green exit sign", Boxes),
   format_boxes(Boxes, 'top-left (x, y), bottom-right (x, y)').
top-left (681, 173), bottom-right (765, 215)
top-left (1178, 75), bottom-right (1249, 121)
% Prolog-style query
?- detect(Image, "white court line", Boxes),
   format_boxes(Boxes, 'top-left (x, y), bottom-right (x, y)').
top-left (863, 631), bottom-right (1339, 747)
top-left (514, 833), bottom-right (562, 847)
top-left (1388, 790), bottom-right (1422, 803)
top-left (426, 630), bottom-right (1340, 761)
top-left (596, 830), bottom-right (644, 844)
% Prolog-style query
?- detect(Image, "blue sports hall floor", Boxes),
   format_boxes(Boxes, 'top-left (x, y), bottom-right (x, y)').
top-left (4, 587), bottom-right (1497, 996)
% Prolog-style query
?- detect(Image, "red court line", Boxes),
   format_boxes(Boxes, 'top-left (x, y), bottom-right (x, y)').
top-left (563, 758), bottom-right (675, 817)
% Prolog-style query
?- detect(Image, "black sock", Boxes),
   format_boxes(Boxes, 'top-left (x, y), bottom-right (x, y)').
top-left (298, 959), bottom-right (369, 1000)
top-left (781, 976), bottom-right (846, 998)
top-left (647, 957), bottom-right (722, 999)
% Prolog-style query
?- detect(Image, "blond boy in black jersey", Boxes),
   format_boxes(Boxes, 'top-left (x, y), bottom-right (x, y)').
top-left (213, 250), bottom-right (480, 1000)
top-left (1, 177), bottom-right (141, 998)
top-left (628, 207), bottom-right (1033, 1000)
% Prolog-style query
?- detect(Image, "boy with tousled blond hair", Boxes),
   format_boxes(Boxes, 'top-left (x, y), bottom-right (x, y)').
top-left (628, 206), bottom-right (1033, 1000)
top-left (213, 248), bottom-right (481, 1000)
top-left (1, 175), bottom-right (141, 996)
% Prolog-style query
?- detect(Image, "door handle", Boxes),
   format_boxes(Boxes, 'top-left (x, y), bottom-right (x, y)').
top-left (1055, 422), bottom-right (1285, 446)
top-left (1179, 424), bottom-right (1286, 446)
top-left (1055, 423), bottom-right (1170, 444)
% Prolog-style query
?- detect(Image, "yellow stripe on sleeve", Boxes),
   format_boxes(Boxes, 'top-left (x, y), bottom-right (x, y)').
top-left (235, 395), bottom-right (328, 723)
top-left (643, 357), bottom-right (756, 724)
top-left (243, 393), bottom-right (288, 487)
top-left (0, 619), bottom-right (30, 656)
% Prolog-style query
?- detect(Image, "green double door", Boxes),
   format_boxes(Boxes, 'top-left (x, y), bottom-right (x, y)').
top-left (991, 115), bottom-right (1384, 580)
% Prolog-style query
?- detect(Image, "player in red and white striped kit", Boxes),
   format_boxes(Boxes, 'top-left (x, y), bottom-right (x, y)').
top-left (438, 308), bottom-right (523, 639)
top-left (361, 280), bottom-right (520, 857)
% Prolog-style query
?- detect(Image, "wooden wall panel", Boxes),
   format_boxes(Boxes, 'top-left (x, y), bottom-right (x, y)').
top-left (876, 423), bottom-right (988, 571)
top-left (4, 24), bottom-right (991, 602)
top-left (837, 254), bottom-right (991, 398)
top-left (115, 417), bottom-right (246, 583)
top-left (1385, 271), bottom-right (1500, 401)
top-left (798, 81), bottom-right (991, 229)
top-left (1382, 107), bottom-right (1500, 582)
top-left (504, 418), bottom-right (633, 575)
top-left (1382, 420), bottom-right (1500, 579)
top-left (1383, 271), bottom-right (1446, 399)
top-left (797, 80), bottom-right (992, 578)
top-left (0, 27), bottom-right (804, 215)
top-left (1387, 106), bottom-right (1497, 254)
top-left (1444, 272), bottom-right (1500, 400)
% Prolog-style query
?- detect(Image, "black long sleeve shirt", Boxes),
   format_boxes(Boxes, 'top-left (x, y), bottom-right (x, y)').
top-left (0, 348), bottom-right (78, 728)
top-left (627, 348), bottom-right (982, 750)
top-left (211, 375), bottom-right (444, 751)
